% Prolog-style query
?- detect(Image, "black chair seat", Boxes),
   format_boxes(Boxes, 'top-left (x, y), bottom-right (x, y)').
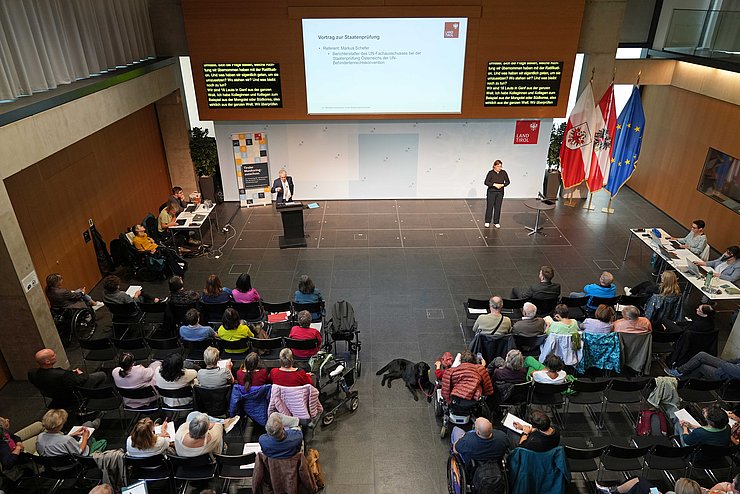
top-left (531, 392), bottom-right (564, 406)
top-left (692, 455), bottom-right (731, 469)
top-left (604, 390), bottom-right (643, 404)
top-left (652, 342), bottom-right (675, 354)
top-left (174, 464), bottom-right (216, 480)
top-left (648, 456), bottom-right (688, 471)
top-left (632, 435), bottom-right (673, 447)
top-left (568, 391), bottom-right (603, 405)
top-left (601, 456), bottom-right (642, 472)
top-left (567, 457), bottom-right (599, 473)
top-left (84, 349), bottom-right (116, 361)
top-left (219, 464), bottom-right (253, 478)
top-left (85, 397), bottom-right (122, 411)
top-left (679, 389), bottom-right (718, 403)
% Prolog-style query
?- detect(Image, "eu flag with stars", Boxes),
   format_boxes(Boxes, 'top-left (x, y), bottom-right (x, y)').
top-left (605, 85), bottom-right (645, 197)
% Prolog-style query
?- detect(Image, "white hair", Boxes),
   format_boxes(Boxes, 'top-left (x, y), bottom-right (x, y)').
top-left (265, 412), bottom-right (284, 438)
top-left (522, 302), bottom-right (537, 317)
top-left (203, 346), bottom-right (220, 367)
top-left (188, 413), bottom-right (209, 439)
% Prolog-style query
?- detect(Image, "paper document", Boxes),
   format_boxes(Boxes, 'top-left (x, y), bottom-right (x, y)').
top-left (125, 285), bottom-right (142, 298)
top-left (310, 322), bottom-right (322, 331)
top-left (68, 425), bottom-right (95, 437)
top-left (268, 311), bottom-right (290, 323)
top-left (503, 413), bottom-right (531, 434)
top-left (675, 408), bottom-right (701, 428)
top-left (241, 443), bottom-right (261, 469)
top-left (217, 359), bottom-right (232, 369)
top-left (154, 422), bottom-right (176, 438)
top-left (468, 308), bottom-right (487, 314)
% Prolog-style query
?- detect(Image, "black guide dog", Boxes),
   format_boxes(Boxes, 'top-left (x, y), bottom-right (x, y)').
top-left (376, 358), bottom-right (434, 402)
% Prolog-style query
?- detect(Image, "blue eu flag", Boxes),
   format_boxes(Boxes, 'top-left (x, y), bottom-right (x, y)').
top-left (605, 86), bottom-right (645, 197)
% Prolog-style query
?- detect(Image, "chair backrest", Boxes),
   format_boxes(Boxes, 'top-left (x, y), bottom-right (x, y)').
top-left (146, 336), bottom-right (182, 351)
top-left (700, 244), bottom-right (711, 261)
top-left (193, 385), bottom-right (232, 417)
top-left (140, 302), bottom-right (167, 314)
top-left (604, 444), bottom-right (651, 459)
top-left (466, 298), bottom-right (489, 312)
top-left (106, 302), bottom-right (140, 317)
top-left (531, 381), bottom-right (571, 395)
top-left (531, 297), bottom-right (559, 316)
top-left (232, 302), bottom-right (263, 322)
top-left (115, 384), bottom-right (158, 402)
top-left (74, 385), bottom-right (120, 400)
top-left (651, 330), bottom-right (683, 343)
top-left (590, 296), bottom-right (620, 307)
top-left (155, 385), bottom-right (194, 401)
top-left (618, 295), bottom-right (649, 311)
top-left (249, 336), bottom-right (284, 350)
top-left (564, 445), bottom-right (607, 460)
top-left (125, 453), bottom-right (172, 480)
top-left (215, 452), bottom-right (257, 468)
top-left (650, 444), bottom-right (695, 459)
top-left (168, 454), bottom-right (216, 479)
top-left (33, 454), bottom-right (81, 478)
top-left (263, 301), bottom-right (293, 314)
top-left (169, 302), bottom-right (198, 326)
top-left (502, 298), bottom-right (528, 310)
top-left (217, 338), bottom-right (250, 354)
top-left (513, 334), bottom-right (547, 354)
top-left (500, 382), bottom-right (531, 405)
top-left (111, 337), bottom-right (148, 351)
top-left (182, 338), bottom-right (214, 355)
top-left (79, 338), bottom-right (113, 351)
top-left (570, 378), bottom-right (611, 394)
top-left (293, 301), bottom-right (324, 319)
top-left (199, 301), bottom-right (230, 323)
top-left (679, 378), bottom-right (726, 392)
top-left (284, 337), bottom-right (319, 350)
top-left (608, 378), bottom-right (652, 393)
top-left (560, 296), bottom-right (590, 308)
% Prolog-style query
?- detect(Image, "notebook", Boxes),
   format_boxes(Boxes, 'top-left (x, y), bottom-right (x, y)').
top-left (125, 285), bottom-right (142, 298)
top-left (502, 413), bottom-right (532, 434)
top-left (122, 480), bottom-right (148, 494)
top-left (241, 442), bottom-right (261, 469)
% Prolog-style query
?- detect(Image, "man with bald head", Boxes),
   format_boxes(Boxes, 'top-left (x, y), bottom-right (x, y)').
top-left (28, 348), bottom-right (107, 409)
top-left (472, 296), bottom-right (511, 334)
top-left (451, 417), bottom-right (508, 465)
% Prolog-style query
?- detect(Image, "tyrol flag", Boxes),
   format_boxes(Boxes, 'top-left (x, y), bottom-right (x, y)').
top-left (586, 83), bottom-right (617, 192)
top-left (605, 86), bottom-right (645, 197)
top-left (560, 82), bottom-right (596, 189)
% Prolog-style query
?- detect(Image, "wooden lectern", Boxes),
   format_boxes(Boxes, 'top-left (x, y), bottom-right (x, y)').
top-left (276, 202), bottom-right (307, 249)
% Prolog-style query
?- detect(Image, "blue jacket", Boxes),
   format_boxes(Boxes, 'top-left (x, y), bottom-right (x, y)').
top-left (507, 446), bottom-right (570, 494)
top-left (229, 384), bottom-right (272, 426)
top-left (583, 283), bottom-right (617, 309)
top-left (707, 257), bottom-right (740, 283)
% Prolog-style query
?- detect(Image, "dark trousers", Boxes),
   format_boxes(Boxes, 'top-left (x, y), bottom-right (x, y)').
top-left (485, 188), bottom-right (504, 223)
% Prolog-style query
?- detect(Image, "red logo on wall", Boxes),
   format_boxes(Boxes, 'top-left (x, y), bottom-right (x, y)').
top-left (514, 120), bottom-right (540, 144)
top-left (444, 22), bottom-right (460, 38)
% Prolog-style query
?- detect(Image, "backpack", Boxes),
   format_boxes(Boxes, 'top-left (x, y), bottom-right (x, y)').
top-left (109, 238), bottom-right (129, 268)
top-left (471, 460), bottom-right (504, 494)
top-left (636, 409), bottom-right (668, 436)
top-left (327, 300), bottom-right (357, 334)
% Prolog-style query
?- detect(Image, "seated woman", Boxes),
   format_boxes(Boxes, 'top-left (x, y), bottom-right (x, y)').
top-left (526, 353), bottom-right (568, 384)
top-left (676, 404), bottom-right (730, 448)
top-left (269, 349), bottom-right (313, 387)
top-left (168, 275), bottom-right (200, 307)
top-left (614, 306), bottom-right (652, 334)
top-left (545, 304), bottom-right (579, 335)
top-left (512, 410), bottom-right (560, 452)
top-left (596, 477), bottom-right (702, 494)
top-left (197, 346), bottom-right (235, 389)
top-left (112, 353), bottom-right (160, 408)
top-left (237, 353), bottom-right (270, 387)
top-left (154, 353), bottom-right (197, 407)
top-left (126, 417), bottom-right (173, 457)
top-left (694, 245), bottom-right (740, 284)
top-left (217, 308), bottom-right (254, 354)
top-left (294, 275), bottom-right (322, 320)
top-left (288, 310), bottom-right (322, 358)
top-left (580, 304), bottom-right (614, 334)
top-left (0, 416), bottom-right (31, 479)
top-left (45, 272), bottom-right (99, 309)
top-left (102, 275), bottom-right (158, 306)
top-left (643, 271), bottom-right (682, 324)
top-left (179, 308), bottom-right (217, 342)
top-left (201, 274), bottom-right (232, 304)
top-left (662, 304), bottom-right (715, 333)
top-left (231, 273), bottom-right (260, 304)
top-left (491, 349), bottom-right (526, 384)
top-left (174, 412), bottom-right (234, 457)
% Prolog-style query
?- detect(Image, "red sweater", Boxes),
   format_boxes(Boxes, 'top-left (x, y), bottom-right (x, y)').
top-left (441, 363), bottom-right (494, 403)
top-left (288, 326), bottom-right (322, 358)
top-left (236, 368), bottom-right (269, 387)
top-left (270, 368), bottom-right (313, 387)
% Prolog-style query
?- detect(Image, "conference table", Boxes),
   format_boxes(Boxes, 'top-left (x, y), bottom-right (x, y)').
top-left (623, 228), bottom-right (740, 301)
top-left (169, 202), bottom-right (217, 246)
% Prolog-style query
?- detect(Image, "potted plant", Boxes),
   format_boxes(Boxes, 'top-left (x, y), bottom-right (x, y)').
top-left (189, 127), bottom-right (221, 202)
top-left (543, 121), bottom-right (565, 199)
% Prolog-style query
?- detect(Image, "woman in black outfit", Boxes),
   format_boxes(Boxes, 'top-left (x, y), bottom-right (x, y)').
top-left (512, 410), bottom-right (560, 452)
top-left (483, 159), bottom-right (510, 228)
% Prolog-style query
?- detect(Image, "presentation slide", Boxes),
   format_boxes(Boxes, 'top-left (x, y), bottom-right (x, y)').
top-left (484, 61), bottom-right (564, 106)
top-left (302, 18), bottom-right (468, 114)
top-left (203, 63), bottom-right (283, 108)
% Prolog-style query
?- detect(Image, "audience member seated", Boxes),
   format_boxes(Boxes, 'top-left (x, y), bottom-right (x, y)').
top-left (237, 353), bottom-right (270, 388)
top-left (217, 308), bottom-right (254, 354)
top-left (28, 348), bottom-right (107, 408)
top-left (158, 203), bottom-right (179, 237)
top-left (472, 296), bottom-right (512, 334)
top-left (169, 275), bottom-right (200, 306)
top-left (511, 265), bottom-right (561, 300)
top-left (167, 186), bottom-right (186, 214)
top-left (675, 404), bottom-right (730, 448)
top-left (37, 409), bottom-right (123, 487)
top-left (131, 224), bottom-right (185, 277)
top-left (174, 412), bottom-right (228, 457)
top-left (270, 349), bottom-right (313, 387)
top-left (259, 412), bottom-right (308, 459)
top-left (512, 410), bottom-right (560, 452)
top-left (0, 416), bottom-right (30, 477)
top-left (580, 304), bottom-right (615, 334)
top-left (90, 484), bottom-right (114, 494)
top-left (197, 347), bottom-right (235, 388)
top-left (294, 275), bottom-right (323, 320)
top-left (572, 271), bottom-right (617, 309)
top-left (231, 273), bottom-right (260, 303)
top-left (102, 275), bottom-right (157, 306)
top-left (126, 417), bottom-right (173, 457)
top-left (441, 350), bottom-right (494, 404)
top-left (180, 308), bottom-right (217, 342)
top-left (545, 304), bottom-right (579, 335)
top-left (512, 302), bottom-right (546, 337)
top-left (491, 350), bottom-right (527, 384)
top-left (451, 417), bottom-right (507, 465)
top-left (705, 474), bottom-right (740, 494)
top-left (155, 354), bottom-right (197, 407)
top-left (667, 351), bottom-right (740, 380)
top-left (45, 272), bottom-right (99, 309)
top-left (662, 304), bottom-right (715, 333)
top-left (596, 477), bottom-right (702, 494)
top-left (289, 310), bottom-right (322, 358)
top-left (526, 353), bottom-right (567, 384)
top-left (112, 352), bottom-right (160, 408)
top-left (201, 274), bottom-right (232, 304)
top-left (613, 306), bottom-right (652, 334)
top-left (642, 270), bottom-right (683, 324)
top-left (666, 219), bottom-right (707, 257)
top-left (695, 245), bottom-right (740, 283)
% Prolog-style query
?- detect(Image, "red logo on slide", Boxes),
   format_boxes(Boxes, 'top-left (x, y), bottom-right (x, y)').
top-left (514, 120), bottom-right (540, 144)
top-left (444, 22), bottom-right (460, 38)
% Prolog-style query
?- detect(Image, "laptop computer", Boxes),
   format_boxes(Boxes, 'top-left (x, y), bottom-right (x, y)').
top-left (176, 219), bottom-right (187, 226)
top-left (683, 262), bottom-right (709, 278)
top-left (192, 214), bottom-right (206, 222)
top-left (185, 204), bottom-right (197, 213)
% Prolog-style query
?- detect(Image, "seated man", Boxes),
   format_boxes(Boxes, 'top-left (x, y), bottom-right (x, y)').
top-left (288, 310), bottom-right (322, 358)
top-left (258, 412), bottom-right (309, 459)
top-left (28, 349), bottom-right (107, 408)
top-left (451, 417), bottom-right (507, 465)
top-left (45, 273), bottom-right (100, 310)
top-left (168, 276), bottom-right (200, 306)
top-left (472, 296), bottom-right (511, 335)
top-left (613, 305), bottom-right (652, 334)
top-left (196, 347), bottom-right (234, 389)
top-left (571, 271), bottom-right (617, 310)
top-left (102, 274), bottom-right (158, 306)
top-left (180, 308), bottom-right (217, 342)
top-left (695, 245), bottom-right (740, 284)
top-left (159, 203), bottom-right (198, 247)
top-left (667, 351), bottom-right (740, 380)
top-left (167, 186), bottom-right (186, 215)
top-left (131, 224), bottom-right (185, 277)
top-left (512, 410), bottom-right (560, 452)
top-left (511, 302), bottom-right (546, 337)
top-left (666, 219), bottom-right (707, 257)
top-left (441, 351), bottom-right (494, 404)
top-left (511, 265), bottom-right (560, 300)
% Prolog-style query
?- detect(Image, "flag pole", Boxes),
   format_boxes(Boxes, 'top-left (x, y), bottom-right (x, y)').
top-left (565, 188), bottom-right (576, 207)
top-left (582, 192), bottom-right (595, 210)
top-left (602, 194), bottom-right (615, 214)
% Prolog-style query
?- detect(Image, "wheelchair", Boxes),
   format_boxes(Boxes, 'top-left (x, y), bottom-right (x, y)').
top-left (435, 390), bottom-right (485, 438)
top-left (448, 452), bottom-right (507, 494)
top-left (313, 353), bottom-right (359, 427)
top-left (51, 306), bottom-right (96, 346)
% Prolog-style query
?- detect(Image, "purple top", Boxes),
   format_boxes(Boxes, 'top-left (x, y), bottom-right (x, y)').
top-left (232, 288), bottom-right (261, 304)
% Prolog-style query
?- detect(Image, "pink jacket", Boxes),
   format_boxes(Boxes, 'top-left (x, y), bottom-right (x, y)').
top-left (268, 384), bottom-right (323, 419)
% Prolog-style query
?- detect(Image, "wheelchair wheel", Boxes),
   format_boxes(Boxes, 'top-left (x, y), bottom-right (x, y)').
top-left (440, 424), bottom-right (448, 438)
top-left (347, 396), bottom-right (359, 412)
top-left (447, 454), bottom-right (467, 494)
top-left (71, 308), bottom-right (96, 341)
top-left (321, 413), bottom-right (335, 427)
top-left (136, 267), bottom-right (159, 283)
top-left (355, 357), bottom-right (362, 377)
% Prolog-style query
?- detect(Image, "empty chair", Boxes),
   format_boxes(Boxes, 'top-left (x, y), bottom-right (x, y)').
top-left (596, 444), bottom-right (651, 483)
top-left (167, 302), bottom-right (198, 333)
top-left (111, 337), bottom-right (150, 362)
top-left (719, 379), bottom-right (740, 408)
top-left (146, 336), bottom-right (183, 361)
top-left (642, 444), bottom-right (695, 484)
top-left (124, 453), bottom-right (175, 492)
top-left (215, 452), bottom-right (258, 492)
top-left (677, 378), bottom-right (725, 409)
top-left (564, 378), bottom-right (610, 429)
top-left (199, 301), bottom-right (230, 327)
top-left (618, 294), bottom-right (650, 314)
top-left (651, 330), bottom-right (682, 370)
top-left (115, 385), bottom-right (160, 427)
top-left (139, 301), bottom-right (167, 334)
top-left (105, 302), bottom-right (145, 338)
top-left (498, 381), bottom-right (531, 419)
top-left (531, 297), bottom-right (559, 317)
top-left (600, 378), bottom-right (652, 428)
top-left (168, 454), bottom-right (217, 492)
top-left (232, 302), bottom-right (264, 323)
top-left (513, 334), bottom-right (547, 358)
top-left (193, 385), bottom-right (232, 418)
top-left (30, 454), bottom-right (83, 494)
top-left (688, 444), bottom-right (739, 484)
top-left (263, 301), bottom-right (293, 321)
top-left (590, 296), bottom-right (620, 310)
top-left (74, 385), bottom-right (124, 430)
top-left (564, 445), bottom-right (607, 485)
top-left (78, 338), bottom-right (116, 372)
top-left (463, 298), bottom-right (489, 328)
top-left (501, 297), bottom-right (528, 321)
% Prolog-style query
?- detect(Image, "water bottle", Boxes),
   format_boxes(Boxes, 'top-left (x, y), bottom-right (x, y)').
top-left (705, 272), bottom-right (713, 288)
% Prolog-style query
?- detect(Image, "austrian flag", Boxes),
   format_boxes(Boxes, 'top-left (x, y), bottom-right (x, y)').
top-left (587, 83), bottom-right (617, 192)
top-left (560, 82), bottom-right (596, 189)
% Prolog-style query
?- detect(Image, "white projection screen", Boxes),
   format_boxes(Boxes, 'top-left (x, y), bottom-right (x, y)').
top-left (302, 18), bottom-right (468, 114)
